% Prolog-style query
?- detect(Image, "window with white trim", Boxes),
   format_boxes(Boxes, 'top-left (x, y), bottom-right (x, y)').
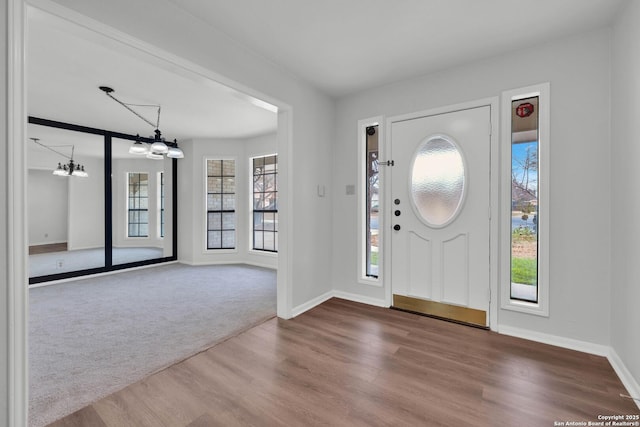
top-left (127, 172), bottom-right (149, 237)
top-left (357, 117), bottom-right (383, 285)
top-left (206, 159), bottom-right (236, 250)
top-left (365, 126), bottom-right (379, 278)
top-left (252, 155), bottom-right (278, 252)
top-left (501, 83), bottom-right (550, 316)
top-left (510, 96), bottom-right (539, 303)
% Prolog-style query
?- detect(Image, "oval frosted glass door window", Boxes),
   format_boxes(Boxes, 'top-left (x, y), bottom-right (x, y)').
top-left (410, 135), bottom-right (466, 227)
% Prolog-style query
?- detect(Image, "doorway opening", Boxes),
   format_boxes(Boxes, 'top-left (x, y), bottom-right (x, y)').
top-left (7, 2), bottom-right (295, 425)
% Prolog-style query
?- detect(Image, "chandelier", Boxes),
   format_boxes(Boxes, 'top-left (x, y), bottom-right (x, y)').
top-left (29, 138), bottom-right (89, 178)
top-left (99, 86), bottom-right (184, 159)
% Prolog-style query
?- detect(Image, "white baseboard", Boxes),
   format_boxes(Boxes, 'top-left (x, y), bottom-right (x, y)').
top-left (66, 244), bottom-right (104, 251)
top-left (332, 290), bottom-right (388, 308)
top-left (608, 348), bottom-right (640, 411)
top-left (291, 290), bottom-right (334, 317)
top-left (178, 259), bottom-right (276, 270)
top-left (497, 324), bottom-right (610, 356)
top-left (179, 260), bottom-right (239, 266)
top-left (242, 261), bottom-right (278, 270)
top-left (493, 325), bottom-right (640, 409)
top-left (290, 290), bottom-right (388, 318)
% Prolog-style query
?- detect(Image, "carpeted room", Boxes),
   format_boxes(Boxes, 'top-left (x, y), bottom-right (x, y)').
top-left (26, 6), bottom-right (280, 427)
top-left (29, 264), bottom-right (276, 427)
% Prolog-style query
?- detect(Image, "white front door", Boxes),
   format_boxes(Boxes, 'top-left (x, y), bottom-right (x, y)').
top-left (390, 106), bottom-right (491, 327)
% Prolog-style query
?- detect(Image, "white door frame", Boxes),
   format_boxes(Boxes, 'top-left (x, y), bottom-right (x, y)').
top-left (7, 1), bottom-right (295, 424)
top-left (383, 97), bottom-right (500, 331)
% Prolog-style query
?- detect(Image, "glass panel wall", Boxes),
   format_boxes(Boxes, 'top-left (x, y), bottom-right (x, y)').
top-left (27, 124), bottom-right (105, 278)
top-left (27, 118), bottom-right (177, 284)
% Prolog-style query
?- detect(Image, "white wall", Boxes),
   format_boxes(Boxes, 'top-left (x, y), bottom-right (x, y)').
top-left (178, 132), bottom-right (278, 269)
top-left (27, 169), bottom-right (68, 245)
top-left (26, 146), bottom-right (62, 169)
top-left (179, 138), bottom-right (248, 265)
top-left (245, 133), bottom-right (277, 155)
top-left (333, 28), bottom-right (613, 346)
top-left (177, 139), bottom-right (196, 263)
top-left (0, 2), bottom-right (9, 424)
top-left (26, 147), bottom-right (104, 251)
top-left (26, 129), bottom-right (107, 251)
top-left (66, 155), bottom-right (104, 250)
top-left (611, 0), bottom-right (640, 395)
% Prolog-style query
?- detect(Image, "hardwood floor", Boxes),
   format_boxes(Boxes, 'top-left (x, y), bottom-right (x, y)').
top-left (49, 298), bottom-right (638, 427)
top-left (29, 242), bottom-right (67, 255)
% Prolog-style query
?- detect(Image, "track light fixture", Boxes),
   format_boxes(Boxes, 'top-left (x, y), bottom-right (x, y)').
top-left (99, 86), bottom-right (184, 159)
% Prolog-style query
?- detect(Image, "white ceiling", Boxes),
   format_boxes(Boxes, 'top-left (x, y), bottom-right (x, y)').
top-left (27, 8), bottom-right (278, 143)
top-left (27, 0), bottom-right (626, 149)
top-left (167, 0), bottom-right (626, 96)
top-left (27, 124), bottom-right (144, 160)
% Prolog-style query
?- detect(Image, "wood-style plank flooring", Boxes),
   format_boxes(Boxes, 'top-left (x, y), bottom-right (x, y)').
top-left (49, 298), bottom-right (638, 426)
top-left (29, 242), bottom-right (67, 255)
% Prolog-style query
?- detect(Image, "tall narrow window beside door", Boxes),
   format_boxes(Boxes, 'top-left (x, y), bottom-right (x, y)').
top-left (127, 172), bottom-right (149, 237)
top-left (252, 155), bottom-right (278, 252)
top-left (365, 125), bottom-right (379, 278)
top-left (510, 96), bottom-right (539, 303)
top-left (501, 83), bottom-right (549, 316)
top-left (206, 159), bottom-right (236, 250)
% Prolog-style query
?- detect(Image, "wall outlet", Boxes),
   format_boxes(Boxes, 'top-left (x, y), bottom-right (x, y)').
top-left (56, 259), bottom-right (64, 269)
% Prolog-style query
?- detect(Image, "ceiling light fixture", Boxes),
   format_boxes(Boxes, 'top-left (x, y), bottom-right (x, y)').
top-left (129, 135), bottom-right (149, 155)
top-left (30, 137), bottom-right (89, 178)
top-left (99, 86), bottom-right (184, 159)
top-left (167, 139), bottom-right (184, 158)
top-left (146, 151), bottom-right (164, 160)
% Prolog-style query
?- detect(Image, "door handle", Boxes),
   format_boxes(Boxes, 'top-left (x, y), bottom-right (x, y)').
top-left (393, 224), bottom-right (401, 231)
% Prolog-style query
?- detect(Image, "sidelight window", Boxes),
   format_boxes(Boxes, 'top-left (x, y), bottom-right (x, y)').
top-left (510, 96), bottom-right (539, 303)
top-left (357, 117), bottom-right (383, 285)
top-left (501, 83), bottom-right (550, 316)
top-left (365, 126), bottom-right (379, 278)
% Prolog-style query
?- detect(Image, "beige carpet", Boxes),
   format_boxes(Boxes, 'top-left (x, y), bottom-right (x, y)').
top-left (28, 263), bottom-right (276, 427)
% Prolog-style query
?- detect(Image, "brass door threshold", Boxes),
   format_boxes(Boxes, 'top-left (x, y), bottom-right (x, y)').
top-left (392, 294), bottom-right (488, 329)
